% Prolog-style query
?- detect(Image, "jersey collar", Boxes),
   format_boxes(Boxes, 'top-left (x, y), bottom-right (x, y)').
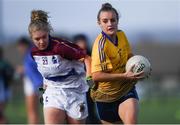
top-left (101, 31), bottom-right (118, 46)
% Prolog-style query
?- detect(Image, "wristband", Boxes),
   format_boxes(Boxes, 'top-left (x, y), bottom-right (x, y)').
top-left (86, 76), bottom-right (93, 88)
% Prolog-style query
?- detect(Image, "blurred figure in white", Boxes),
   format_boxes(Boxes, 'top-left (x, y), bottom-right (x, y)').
top-left (16, 37), bottom-right (43, 124)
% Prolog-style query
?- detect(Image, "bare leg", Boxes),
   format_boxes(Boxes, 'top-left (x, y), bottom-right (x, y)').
top-left (43, 107), bottom-right (66, 124)
top-left (26, 94), bottom-right (39, 124)
top-left (118, 98), bottom-right (139, 124)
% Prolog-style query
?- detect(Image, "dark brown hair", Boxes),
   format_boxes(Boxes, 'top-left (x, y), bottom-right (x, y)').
top-left (97, 3), bottom-right (119, 21)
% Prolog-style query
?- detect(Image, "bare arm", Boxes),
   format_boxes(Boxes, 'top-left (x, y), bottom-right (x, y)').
top-left (92, 71), bottom-right (126, 82)
top-left (92, 67), bottom-right (144, 83)
top-left (84, 55), bottom-right (92, 77)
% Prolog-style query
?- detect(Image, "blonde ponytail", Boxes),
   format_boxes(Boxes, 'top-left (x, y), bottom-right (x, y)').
top-left (28, 10), bottom-right (52, 36)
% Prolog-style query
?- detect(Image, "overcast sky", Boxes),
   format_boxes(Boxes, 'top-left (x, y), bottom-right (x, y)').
top-left (1, 0), bottom-right (180, 43)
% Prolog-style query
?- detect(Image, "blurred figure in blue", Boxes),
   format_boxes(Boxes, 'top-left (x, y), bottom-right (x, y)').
top-left (16, 37), bottom-right (43, 124)
top-left (73, 34), bottom-right (100, 124)
top-left (0, 46), bottom-right (14, 123)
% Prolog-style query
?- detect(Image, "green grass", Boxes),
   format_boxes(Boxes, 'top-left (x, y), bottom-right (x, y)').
top-left (4, 91), bottom-right (180, 124)
top-left (138, 98), bottom-right (180, 124)
top-left (4, 85), bottom-right (44, 124)
top-left (5, 98), bottom-right (27, 123)
top-left (5, 96), bottom-right (44, 124)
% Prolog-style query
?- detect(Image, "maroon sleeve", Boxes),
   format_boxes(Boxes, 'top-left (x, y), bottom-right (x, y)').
top-left (56, 41), bottom-right (86, 60)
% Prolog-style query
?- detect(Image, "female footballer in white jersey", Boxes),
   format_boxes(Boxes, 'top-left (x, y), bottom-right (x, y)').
top-left (28, 10), bottom-right (89, 124)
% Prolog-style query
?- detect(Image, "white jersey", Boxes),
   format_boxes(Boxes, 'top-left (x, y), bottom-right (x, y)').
top-left (31, 37), bottom-right (89, 92)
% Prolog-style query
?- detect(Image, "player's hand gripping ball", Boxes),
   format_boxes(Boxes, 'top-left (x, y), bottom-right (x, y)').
top-left (126, 55), bottom-right (152, 78)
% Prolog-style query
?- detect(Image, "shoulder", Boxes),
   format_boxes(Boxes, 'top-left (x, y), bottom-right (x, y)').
top-left (117, 29), bottom-right (125, 36)
top-left (31, 37), bottom-right (69, 56)
top-left (51, 37), bottom-right (70, 44)
top-left (51, 37), bottom-right (77, 49)
top-left (51, 37), bottom-right (86, 59)
top-left (31, 46), bottom-right (38, 53)
top-left (117, 30), bottom-right (129, 41)
top-left (93, 33), bottom-right (106, 49)
top-left (94, 33), bottom-right (105, 43)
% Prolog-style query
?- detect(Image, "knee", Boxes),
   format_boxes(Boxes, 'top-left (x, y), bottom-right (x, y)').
top-left (121, 111), bottom-right (137, 124)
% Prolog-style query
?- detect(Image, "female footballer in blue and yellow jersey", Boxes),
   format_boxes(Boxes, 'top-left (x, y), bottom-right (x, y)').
top-left (91, 3), bottom-right (144, 124)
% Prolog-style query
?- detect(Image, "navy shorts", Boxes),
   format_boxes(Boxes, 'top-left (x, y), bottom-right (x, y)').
top-left (95, 87), bottom-right (139, 122)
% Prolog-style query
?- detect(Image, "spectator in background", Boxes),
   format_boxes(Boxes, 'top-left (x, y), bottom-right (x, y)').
top-left (73, 34), bottom-right (91, 55)
top-left (0, 46), bottom-right (14, 123)
top-left (16, 37), bottom-right (43, 124)
top-left (73, 34), bottom-right (100, 124)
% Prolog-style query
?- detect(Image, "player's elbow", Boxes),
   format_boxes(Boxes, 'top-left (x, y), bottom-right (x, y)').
top-left (92, 74), bottom-right (97, 82)
top-left (92, 72), bottom-right (101, 82)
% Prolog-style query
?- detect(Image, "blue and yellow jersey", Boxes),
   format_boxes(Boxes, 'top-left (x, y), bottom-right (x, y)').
top-left (91, 30), bottom-right (135, 102)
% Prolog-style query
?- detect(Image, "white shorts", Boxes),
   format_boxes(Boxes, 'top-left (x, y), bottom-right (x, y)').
top-left (23, 76), bottom-right (37, 96)
top-left (43, 87), bottom-right (88, 120)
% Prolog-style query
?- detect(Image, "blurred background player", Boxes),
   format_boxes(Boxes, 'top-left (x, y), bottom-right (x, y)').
top-left (16, 37), bottom-right (43, 124)
top-left (0, 46), bottom-right (14, 123)
top-left (73, 34), bottom-right (100, 124)
top-left (91, 3), bottom-right (144, 124)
